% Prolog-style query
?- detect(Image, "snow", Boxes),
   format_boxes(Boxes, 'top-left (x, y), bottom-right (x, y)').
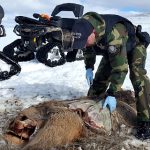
top-left (1, 14), bottom-right (150, 107)
top-left (0, 14), bottom-right (150, 149)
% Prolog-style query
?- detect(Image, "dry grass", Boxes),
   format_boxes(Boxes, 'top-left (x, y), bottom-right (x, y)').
top-left (0, 91), bottom-right (149, 150)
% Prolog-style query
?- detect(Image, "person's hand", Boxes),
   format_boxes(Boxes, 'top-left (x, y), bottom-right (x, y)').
top-left (86, 68), bottom-right (93, 86)
top-left (103, 96), bottom-right (117, 113)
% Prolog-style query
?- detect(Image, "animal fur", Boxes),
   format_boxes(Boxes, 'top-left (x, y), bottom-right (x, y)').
top-left (4, 101), bottom-right (87, 150)
top-left (23, 109), bottom-right (86, 150)
top-left (3, 90), bottom-right (137, 150)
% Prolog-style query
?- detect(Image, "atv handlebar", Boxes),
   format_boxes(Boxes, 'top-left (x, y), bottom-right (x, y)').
top-left (0, 25), bottom-right (6, 37)
top-left (33, 13), bottom-right (40, 19)
top-left (0, 5), bottom-right (4, 22)
top-left (0, 6), bottom-right (5, 37)
top-left (33, 13), bottom-right (50, 24)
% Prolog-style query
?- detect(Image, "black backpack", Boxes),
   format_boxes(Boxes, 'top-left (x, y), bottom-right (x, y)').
top-left (100, 14), bottom-right (136, 52)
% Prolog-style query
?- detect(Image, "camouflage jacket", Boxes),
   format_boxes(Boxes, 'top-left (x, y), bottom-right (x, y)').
top-left (82, 12), bottom-right (131, 95)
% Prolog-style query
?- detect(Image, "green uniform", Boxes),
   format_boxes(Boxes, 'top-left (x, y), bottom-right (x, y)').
top-left (83, 12), bottom-right (150, 121)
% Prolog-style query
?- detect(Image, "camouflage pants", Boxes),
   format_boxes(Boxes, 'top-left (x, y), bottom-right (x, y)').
top-left (128, 44), bottom-right (150, 121)
top-left (88, 44), bottom-right (150, 121)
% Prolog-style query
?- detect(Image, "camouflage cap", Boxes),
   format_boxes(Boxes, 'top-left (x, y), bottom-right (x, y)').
top-left (83, 12), bottom-right (105, 39)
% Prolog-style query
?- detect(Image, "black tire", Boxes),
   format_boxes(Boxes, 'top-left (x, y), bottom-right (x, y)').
top-left (17, 50), bottom-right (35, 62)
top-left (3, 39), bottom-right (22, 61)
top-left (3, 39), bottom-right (35, 62)
top-left (0, 71), bottom-right (9, 80)
top-left (0, 52), bottom-right (21, 80)
top-left (36, 42), bottom-right (66, 67)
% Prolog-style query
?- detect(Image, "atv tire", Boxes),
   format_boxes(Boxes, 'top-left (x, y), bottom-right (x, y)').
top-left (3, 39), bottom-right (35, 62)
top-left (36, 42), bottom-right (66, 67)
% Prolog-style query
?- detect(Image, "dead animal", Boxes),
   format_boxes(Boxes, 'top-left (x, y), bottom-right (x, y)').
top-left (3, 90), bottom-right (137, 150)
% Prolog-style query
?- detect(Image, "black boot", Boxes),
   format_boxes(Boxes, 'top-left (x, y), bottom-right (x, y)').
top-left (135, 121), bottom-right (150, 140)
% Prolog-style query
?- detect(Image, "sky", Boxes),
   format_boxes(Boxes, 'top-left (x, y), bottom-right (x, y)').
top-left (0, 0), bottom-right (150, 27)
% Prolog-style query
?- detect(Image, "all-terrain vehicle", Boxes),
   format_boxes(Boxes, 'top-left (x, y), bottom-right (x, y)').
top-left (0, 5), bottom-right (21, 81)
top-left (3, 3), bottom-right (84, 67)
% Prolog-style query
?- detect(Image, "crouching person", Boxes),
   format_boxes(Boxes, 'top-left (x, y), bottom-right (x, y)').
top-left (71, 11), bottom-right (150, 140)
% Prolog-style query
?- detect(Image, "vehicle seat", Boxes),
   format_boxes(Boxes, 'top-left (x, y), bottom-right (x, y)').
top-left (15, 16), bottom-right (49, 25)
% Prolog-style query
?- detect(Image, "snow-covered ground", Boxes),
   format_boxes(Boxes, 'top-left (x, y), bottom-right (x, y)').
top-left (0, 14), bottom-right (150, 107)
top-left (0, 14), bottom-right (150, 149)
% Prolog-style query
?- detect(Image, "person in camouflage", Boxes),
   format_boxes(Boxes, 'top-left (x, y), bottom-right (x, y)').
top-left (71, 11), bottom-right (150, 140)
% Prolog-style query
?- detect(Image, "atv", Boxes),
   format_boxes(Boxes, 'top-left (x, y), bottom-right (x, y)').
top-left (0, 5), bottom-right (21, 81)
top-left (3, 3), bottom-right (84, 67)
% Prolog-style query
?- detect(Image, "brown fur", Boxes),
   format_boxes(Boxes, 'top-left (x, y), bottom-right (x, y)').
top-left (23, 108), bottom-right (86, 150)
top-left (5, 101), bottom-right (86, 150)
top-left (4, 90), bottom-right (137, 150)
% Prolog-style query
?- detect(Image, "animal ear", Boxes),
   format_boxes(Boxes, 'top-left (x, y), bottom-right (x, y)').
top-left (73, 108), bottom-right (86, 117)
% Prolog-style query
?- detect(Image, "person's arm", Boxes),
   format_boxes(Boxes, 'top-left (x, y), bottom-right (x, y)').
top-left (83, 46), bottom-right (96, 70)
top-left (102, 26), bottom-right (129, 112)
top-left (106, 25), bottom-right (128, 96)
top-left (83, 46), bottom-right (96, 86)
top-left (106, 48), bottom-right (128, 96)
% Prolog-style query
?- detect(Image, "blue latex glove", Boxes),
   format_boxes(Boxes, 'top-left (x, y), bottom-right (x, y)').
top-left (103, 96), bottom-right (117, 113)
top-left (86, 68), bottom-right (93, 86)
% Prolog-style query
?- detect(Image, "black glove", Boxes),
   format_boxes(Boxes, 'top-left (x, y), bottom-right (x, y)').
top-left (136, 25), bottom-right (150, 48)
